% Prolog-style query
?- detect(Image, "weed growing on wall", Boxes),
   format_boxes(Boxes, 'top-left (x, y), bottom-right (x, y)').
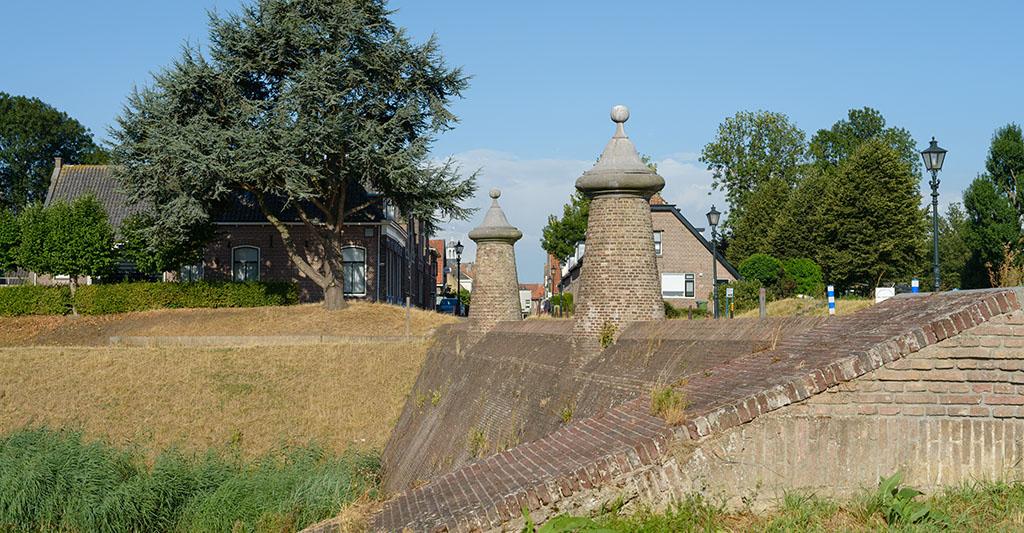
top-left (467, 427), bottom-right (489, 458)
top-left (598, 321), bottom-right (617, 348)
top-left (650, 385), bottom-right (688, 425)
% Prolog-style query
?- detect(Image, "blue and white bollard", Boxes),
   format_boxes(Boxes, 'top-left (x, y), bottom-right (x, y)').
top-left (912, 278), bottom-right (920, 293)
top-left (827, 285), bottom-right (836, 316)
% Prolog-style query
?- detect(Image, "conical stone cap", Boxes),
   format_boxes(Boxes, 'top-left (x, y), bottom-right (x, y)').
top-left (575, 105), bottom-right (665, 198)
top-left (468, 189), bottom-right (523, 243)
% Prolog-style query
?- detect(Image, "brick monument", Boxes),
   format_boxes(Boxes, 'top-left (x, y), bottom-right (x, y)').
top-left (467, 189), bottom-right (523, 332)
top-left (573, 106), bottom-right (666, 346)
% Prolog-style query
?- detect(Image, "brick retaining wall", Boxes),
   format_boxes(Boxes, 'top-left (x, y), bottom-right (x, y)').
top-left (356, 289), bottom-right (1023, 532)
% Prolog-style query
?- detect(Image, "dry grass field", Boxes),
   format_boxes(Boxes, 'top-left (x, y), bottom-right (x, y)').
top-left (0, 302), bottom-right (457, 458)
top-left (736, 297), bottom-right (874, 318)
top-left (0, 301), bottom-right (457, 346)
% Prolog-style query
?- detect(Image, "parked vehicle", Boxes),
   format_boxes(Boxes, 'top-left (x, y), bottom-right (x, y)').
top-left (437, 297), bottom-right (459, 315)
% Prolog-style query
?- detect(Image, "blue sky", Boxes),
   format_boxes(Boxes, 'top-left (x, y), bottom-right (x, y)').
top-left (2, 1), bottom-right (1022, 282)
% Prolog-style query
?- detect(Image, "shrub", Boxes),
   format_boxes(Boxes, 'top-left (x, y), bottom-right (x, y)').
top-left (738, 253), bottom-right (784, 288)
top-left (664, 300), bottom-right (709, 320)
top-left (551, 292), bottom-right (573, 314)
top-left (782, 258), bottom-right (824, 297)
top-left (0, 286), bottom-right (71, 316)
top-left (73, 281), bottom-right (299, 315)
top-left (0, 428), bottom-right (378, 533)
top-left (710, 279), bottom-right (762, 315)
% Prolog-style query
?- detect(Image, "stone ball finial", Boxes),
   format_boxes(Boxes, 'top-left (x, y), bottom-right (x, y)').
top-left (610, 105), bottom-right (629, 124)
top-left (489, 188), bottom-right (501, 199)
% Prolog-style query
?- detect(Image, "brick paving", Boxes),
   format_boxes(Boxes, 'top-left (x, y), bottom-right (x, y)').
top-left (364, 288), bottom-right (1020, 532)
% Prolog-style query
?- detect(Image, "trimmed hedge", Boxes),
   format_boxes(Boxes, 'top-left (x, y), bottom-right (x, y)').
top-left (0, 286), bottom-right (71, 316)
top-left (74, 282), bottom-right (299, 315)
top-left (0, 282), bottom-right (299, 316)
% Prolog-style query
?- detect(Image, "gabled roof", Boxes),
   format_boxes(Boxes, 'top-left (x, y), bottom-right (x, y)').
top-left (520, 283), bottom-right (545, 300)
top-left (43, 163), bottom-right (386, 227)
top-left (651, 203), bottom-right (741, 279)
top-left (44, 163), bottom-right (146, 229)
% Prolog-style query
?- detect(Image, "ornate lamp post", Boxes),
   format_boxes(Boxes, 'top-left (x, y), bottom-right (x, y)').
top-left (706, 205), bottom-right (721, 319)
top-left (454, 240), bottom-right (464, 316)
top-left (921, 137), bottom-right (947, 292)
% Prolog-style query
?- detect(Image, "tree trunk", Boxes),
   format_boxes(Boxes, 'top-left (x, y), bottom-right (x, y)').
top-left (324, 282), bottom-right (345, 310)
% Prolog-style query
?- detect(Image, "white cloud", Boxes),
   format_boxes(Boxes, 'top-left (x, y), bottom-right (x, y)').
top-left (433, 149), bottom-right (724, 283)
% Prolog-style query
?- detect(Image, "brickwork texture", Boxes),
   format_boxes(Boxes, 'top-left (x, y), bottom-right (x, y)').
top-left (573, 195), bottom-right (664, 344)
top-left (468, 241), bottom-right (521, 333)
top-left (353, 289), bottom-right (1024, 532)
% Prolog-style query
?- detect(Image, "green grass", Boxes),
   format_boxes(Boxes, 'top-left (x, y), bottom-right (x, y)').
top-left (0, 428), bottom-right (379, 532)
top-left (524, 478), bottom-right (1024, 532)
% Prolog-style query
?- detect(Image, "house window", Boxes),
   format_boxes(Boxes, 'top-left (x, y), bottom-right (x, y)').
top-left (232, 246), bottom-right (260, 282)
top-left (653, 231), bottom-right (663, 256)
top-left (662, 273), bottom-right (695, 299)
top-left (180, 263), bottom-right (203, 282)
top-left (342, 246), bottom-right (367, 296)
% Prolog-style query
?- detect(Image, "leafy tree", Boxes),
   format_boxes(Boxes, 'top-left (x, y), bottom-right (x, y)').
top-left (769, 169), bottom-right (835, 262)
top-left (118, 212), bottom-right (212, 276)
top-left (820, 139), bottom-right (926, 291)
top-left (700, 110), bottom-right (807, 216)
top-left (112, 0), bottom-right (475, 309)
top-left (963, 175), bottom-right (1021, 287)
top-left (0, 207), bottom-right (18, 272)
top-left (985, 123), bottom-right (1024, 224)
top-left (923, 203), bottom-right (971, 290)
top-left (738, 253), bottom-right (784, 288)
top-left (809, 107), bottom-right (920, 175)
top-left (17, 195), bottom-right (115, 301)
top-left (723, 176), bottom-right (790, 262)
top-left (0, 93), bottom-right (107, 212)
top-left (541, 192), bottom-right (589, 261)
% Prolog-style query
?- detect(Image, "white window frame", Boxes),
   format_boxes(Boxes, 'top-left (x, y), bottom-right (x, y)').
top-left (653, 231), bottom-right (663, 256)
top-left (231, 246), bottom-right (260, 282)
top-left (342, 245), bottom-right (367, 297)
top-left (661, 272), bottom-right (696, 299)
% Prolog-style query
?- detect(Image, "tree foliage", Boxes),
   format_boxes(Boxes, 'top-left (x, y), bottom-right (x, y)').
top-left (926, 202), bottom-right (971, 290)
top-left (963, 175), bottom-right (1020, 287)
top-left (700, 110), bottom-right (806, 224)
top-left (0, 93), bottom-right (107, 212)
top-left (738, 253), bottom-right (784, 288)
top-left (809, 107), bottom-right (920, 175)
top-left (118, 212), bottom-right (213, 276)
top-left (541, 192), bottom-right (589, 261)
top-left (112, 0), bottom-right (475, 309)
top-left (16, 195), bottom-right (115, 295)
top-left (0, 208), bottom-right (18, 272)
top-left (985, 123), bottom-right (1024, 224)
top-left (819, 139), bottom-right (927, 291)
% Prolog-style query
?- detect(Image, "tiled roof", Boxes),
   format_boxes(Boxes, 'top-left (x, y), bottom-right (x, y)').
top-left (44, 165), bottom-right (146, 229)
top-left (520, 283), bottom-right (545, 300)
top-left (43, 164), bottom-right (385, 226)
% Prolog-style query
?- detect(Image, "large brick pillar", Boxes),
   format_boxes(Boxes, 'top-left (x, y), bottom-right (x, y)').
top-left (573, 106), bottom-right (665, 347)
top-left (468, 189), bottom-right (523, 333)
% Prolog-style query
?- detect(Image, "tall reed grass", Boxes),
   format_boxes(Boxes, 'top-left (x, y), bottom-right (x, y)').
top-left (0, 428), bottom-right (378, 532)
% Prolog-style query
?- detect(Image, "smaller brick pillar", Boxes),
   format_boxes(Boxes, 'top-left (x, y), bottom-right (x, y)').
top-left (468, 189), bottom-right (523, 333)
top-left (573, 106), bottom-right (665, 348)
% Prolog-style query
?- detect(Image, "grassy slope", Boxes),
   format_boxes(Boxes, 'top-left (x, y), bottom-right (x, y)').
top-left (0, 302), bottom-right (457, 458)
top-left (736, 297), bottom-right (874, 318)
top-left (0, 301), bottom-right (457, 346)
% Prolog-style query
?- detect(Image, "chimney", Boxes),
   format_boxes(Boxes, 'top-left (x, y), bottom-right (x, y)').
top-left (467, 189), bottom-right (523, 333)
top-left (572, 106), bottom-right (665, 348)
top-left (53, 157), bottom-right (62, 170)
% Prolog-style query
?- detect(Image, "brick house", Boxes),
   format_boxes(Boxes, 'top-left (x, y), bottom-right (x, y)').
top-left (558, 195), bottom-right (738, 309)
top-left (40, 160), bottom-right (437, 307)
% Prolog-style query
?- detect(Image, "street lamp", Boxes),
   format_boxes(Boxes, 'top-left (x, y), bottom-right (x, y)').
top-left (454, 240), bottom-right (464, 316)
top-left (706, 205), bottom-right (721, 319)
top-left (921, 137), bottom-right (947, 292)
